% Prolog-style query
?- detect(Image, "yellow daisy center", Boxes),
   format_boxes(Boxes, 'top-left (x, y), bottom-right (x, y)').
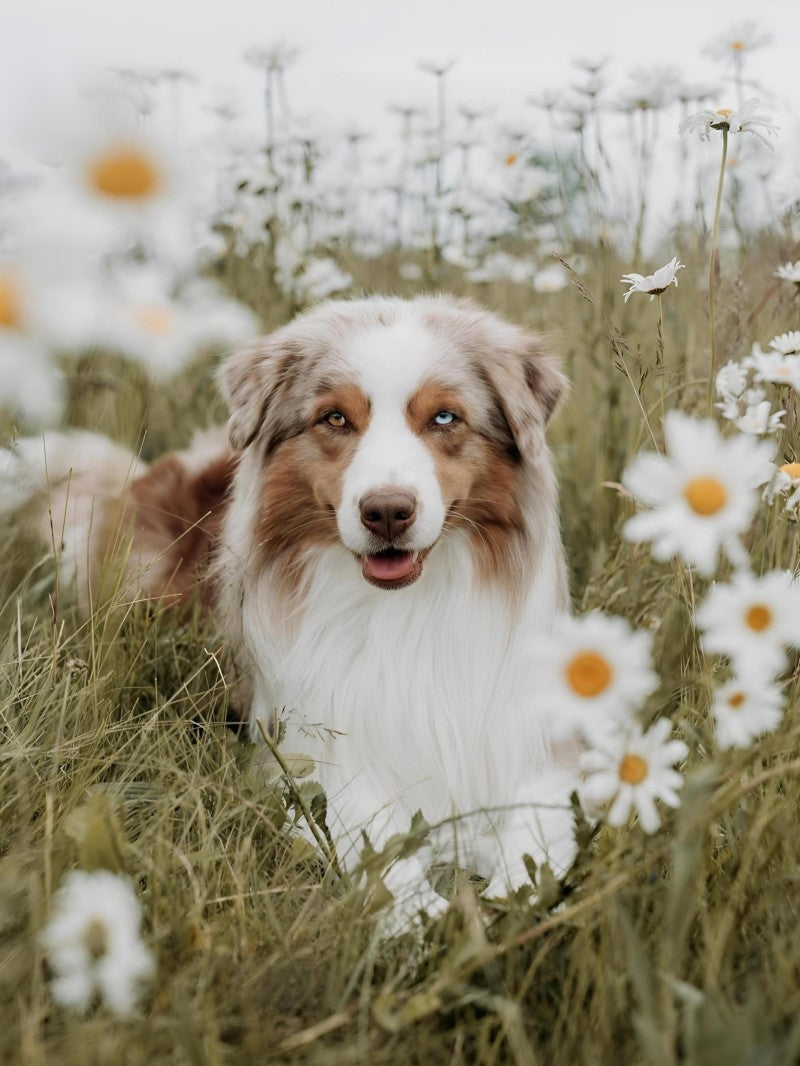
top-left (564, 651), bottom-right (613, 698)
top-left (82, 917), bottom-right (109, 960)
top-left (683, 476), bottom-right (727, 516)
top-left (87, 146), bottom-right (162, 200)
top-left (727, 691), bottom-right (746, 709)
top-left (780, 462), bottom-right (800, 479)
top-left (730, 41), bottom-right (745, 51)
top-left (619, 754), bottom-right (648, 785)
top-left (0, 272), bottom-right (22, 331)
top-left (744, 604), bottom-right (772, 632)
top-left (716, 108), bottom-right (733, 117)
top-left (505, 153), bottom-right (518, 166)
top-left (132, 304), bottom-right (174, 336)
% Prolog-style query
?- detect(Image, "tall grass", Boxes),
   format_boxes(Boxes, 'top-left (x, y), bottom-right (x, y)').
top-left (2, 232), bottom-right (800, 1064)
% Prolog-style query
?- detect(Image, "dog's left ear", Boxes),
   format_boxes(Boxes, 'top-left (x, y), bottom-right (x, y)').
top-left (485, 333), bottom-right (568, 464)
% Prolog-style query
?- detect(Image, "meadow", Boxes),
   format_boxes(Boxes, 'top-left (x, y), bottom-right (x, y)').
top-left (2, 31), bottom-right (800, 1065)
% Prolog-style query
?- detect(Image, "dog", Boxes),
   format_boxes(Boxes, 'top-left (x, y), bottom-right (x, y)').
top-left (1, 295), bottom-right (579, 916)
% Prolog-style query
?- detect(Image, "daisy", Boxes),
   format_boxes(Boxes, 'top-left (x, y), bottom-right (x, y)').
top-left (745, 344), bottom-right (800, 389)
top-left (695, 569), bottom-right (800, 677)
top-left (769, 331), bottom-right (800, 357)
top-left (0, 263), bottom-right (63, 425)
top-left (704, 22), bottom-right (772, 61)
top-left (621, 257), bottom-right (684, 302)
top-left (711, 677), bottom-right (784, 749)
top-left (679, 98), bottom-right (778, 149)
top-left (735, 398), bottom-right (785, 436)
top-left (579, 719), bottom-right (688, 834)
top-left (40, 870), bottom-right (155, 1014)
top-left (715, 361), bottom-right (748, 401)
top-left (622, 412), bottom-right (774, 576)
top-left (775, 262), bottom-right (800, 285)
top-left (527, 612), bottom-right (658, 742)
top-left (533, 263), bottom-right (568, 293)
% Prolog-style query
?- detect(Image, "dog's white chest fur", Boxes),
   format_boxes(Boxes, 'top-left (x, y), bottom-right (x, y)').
top-left (245, 530), bottom-right (572, 876)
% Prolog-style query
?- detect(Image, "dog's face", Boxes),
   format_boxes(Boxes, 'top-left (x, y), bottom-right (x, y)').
top-left (222, 296), bottom-right (565, 591)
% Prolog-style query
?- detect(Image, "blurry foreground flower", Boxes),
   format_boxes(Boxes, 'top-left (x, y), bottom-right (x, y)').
top-left (527, 612), bottom-right (658, 741)
top-left (775, 262), bottom-right (800, 286)
top-left (711, 677), bottom-right (784, 749)
top-left (0, 264), bottom-right (63, 424)
top-left (579, 719), bottom-right (688, 834)
top-left (679, 98), bottom-right (778, 149)
top-left (40, 870), bottom-right (155, 1014)
top-left (621, 257), bottom-right (683, 302)
top-left (622, 412), bottom-right (774, 575)
top-left (695, 569), bottom-right (800, 677)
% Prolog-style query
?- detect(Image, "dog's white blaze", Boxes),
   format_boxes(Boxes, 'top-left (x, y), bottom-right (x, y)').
top-left (337, 319), bottom-right (447, 552)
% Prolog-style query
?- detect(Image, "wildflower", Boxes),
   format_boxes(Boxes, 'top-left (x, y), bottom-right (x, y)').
top-left (696, 569), bottom-right (800, 677)
top-left (711, 677), bottom-right (784, 749)
top-left (765, 463), bottom-right (800, 515)
top-left (533, 263), bottom-right (568, 293)
top-left (745, 344), bottom-right (800, 389)
top-left (40, 870), bottom-right (155, 1014)
top-left (679, 98), bottom-right (778, 149)
top-left (621, 257), bottom-right (684, 302)
top-left (704, 22), bottom-right (772, 61)
top-left (734, 399), bottom-right (785, 436)
top-left (769, 331), bottom-right (800, 357)
top-left (775, 262), bottom-right (800, 285)
top-left (0, 264), bottom-right (63, 425)
top-left (715, 361), bottom-right (748, 401)
top-left (622, 411), bottom-right (774, 575)
top-left (579, 719), bottom-right (688, 834)
top-left (527, 612), bottom-right (658, 742)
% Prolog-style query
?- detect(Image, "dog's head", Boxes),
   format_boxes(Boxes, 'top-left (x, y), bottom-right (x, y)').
top-left (221, 296), bottom-right (566, 590)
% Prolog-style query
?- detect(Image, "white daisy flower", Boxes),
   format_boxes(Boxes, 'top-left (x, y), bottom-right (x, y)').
top-left (704, 22), bottom-right (772, 61)
top-left (715, 361), bottom-right (749, 401)
top-left (762, 462), bottom-right (800, 514)
top-left (679, 98), bottom-right (778, 149)
top-left (622, 412), bottom-right (774, 576)
top-left (745, 344), bottom-right (800, 389)
top-left (579, 718), bottom-right (688, 835)
top-left (621, 257), bottom-right (684, 302)
top-left (769, 331), bottom-right (800, 357)
top-left (0, 263), bottom-right (64, 425)
top-left (711, 677), bottom-right (784, 749)
top-left (40, 870), bottom-right (155, 1015)
top-left (527, 612), bottom-right (659, 742)
top-left (775, 262), bottom-right (800, 285)
top-left (695, 570), bottom-right (800, 677)
top-left (735, 399), bottom-right (785, 436)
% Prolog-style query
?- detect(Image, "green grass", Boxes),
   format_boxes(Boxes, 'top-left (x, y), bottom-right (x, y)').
top-left (3, 240), bottom-right (800, 1065)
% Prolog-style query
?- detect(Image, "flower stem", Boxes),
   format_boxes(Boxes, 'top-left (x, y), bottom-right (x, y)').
top-left (707, 126), bottom-right (728, 416)
top-left (656, 293), bottom-right (666, 425)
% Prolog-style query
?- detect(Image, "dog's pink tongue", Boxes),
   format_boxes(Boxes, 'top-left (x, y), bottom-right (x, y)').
top-left (363, 550), bottom-right (416, 581)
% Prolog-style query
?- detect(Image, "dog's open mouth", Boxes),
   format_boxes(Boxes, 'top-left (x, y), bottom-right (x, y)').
top-left (361, 548), bottom-right (423, 589)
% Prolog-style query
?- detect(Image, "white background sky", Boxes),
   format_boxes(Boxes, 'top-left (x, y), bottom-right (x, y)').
top-left (1, 0), bottom-right (797, 147)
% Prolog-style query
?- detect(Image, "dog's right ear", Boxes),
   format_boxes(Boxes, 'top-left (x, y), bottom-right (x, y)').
top-left (218, 336), bottom-right (299, 452)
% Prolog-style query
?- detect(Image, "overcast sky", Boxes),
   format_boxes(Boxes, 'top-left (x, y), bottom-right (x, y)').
top-left (1, 0), bottom-right (797, 148)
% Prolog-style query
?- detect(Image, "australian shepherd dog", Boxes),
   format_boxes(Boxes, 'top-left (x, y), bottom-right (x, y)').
top-left (2, 295), bottom-right (579, 917)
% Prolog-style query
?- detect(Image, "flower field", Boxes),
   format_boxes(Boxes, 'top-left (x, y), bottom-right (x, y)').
top-left (2, 23), bottom-right (800, 1065)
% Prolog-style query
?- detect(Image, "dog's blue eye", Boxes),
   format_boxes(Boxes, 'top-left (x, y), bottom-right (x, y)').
top-left (325, 411), bottom-right (347, 428)
top-left (433, 410), bottom-right (457, 426)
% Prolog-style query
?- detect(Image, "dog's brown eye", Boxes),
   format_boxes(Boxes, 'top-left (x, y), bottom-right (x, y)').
top-left (325, 411), bottom-right (347, 428)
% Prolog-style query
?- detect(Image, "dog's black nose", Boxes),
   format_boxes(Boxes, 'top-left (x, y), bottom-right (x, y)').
top-left (359, 489), bottom-right (417, 541)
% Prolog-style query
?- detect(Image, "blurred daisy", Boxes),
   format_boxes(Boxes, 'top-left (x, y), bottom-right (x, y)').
top-left (621, 257), bottom-right (684, 302)
top-left (40, 870), bottom-right (155, 1015)
top-left (745, 344), bottom-right (800, 389)
top-left (704, 22), bottom-right (772, 61)
top-left (579, 718), bottom-right (688, 834)
top-left (765, 462), bottom-right (800, 514)
top-left (711, 677), bottom-right (784, 749)
top-left (695, 569), bottom-right (800, 677)
top-left (769, 331), bottom-right (800, 357)
top-left (527, 612), bottom-right (658, 742)
top-left (622, 412), bottom-right (774, 575)
top-left (735, 396), bottom-right (785, 436)
top-left (775, 262), bottom-right (800, 285)
top-left (715, 361), bottom-right (748, 401)
top-left (0, 263), bottom-right (63, 425)
top-left (533, 263), bottom-right (568, 293)
top-left (679, 99), bottom-right (778, 149)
